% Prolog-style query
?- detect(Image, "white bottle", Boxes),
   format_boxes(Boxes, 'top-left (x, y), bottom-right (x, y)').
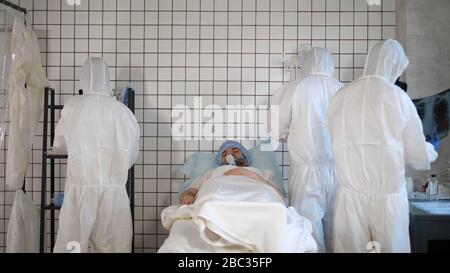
top-left (426, 175), bottom-right (439, 201)
top-left (405, 177), bottom-right (414, 193)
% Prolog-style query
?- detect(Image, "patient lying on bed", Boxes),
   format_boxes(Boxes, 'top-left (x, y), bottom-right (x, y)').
top-left (159, 141), bottom-right (317, 253)
top-left (179, 144), bottom-right (286, 206)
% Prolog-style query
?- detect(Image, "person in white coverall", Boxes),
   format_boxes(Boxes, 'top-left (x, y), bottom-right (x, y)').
top-left (53, 57), bottom-right (140, 253)
top-left (327, 39), bottom-right (438, 253)
top-left (272, 48), bottom-right (343, 253)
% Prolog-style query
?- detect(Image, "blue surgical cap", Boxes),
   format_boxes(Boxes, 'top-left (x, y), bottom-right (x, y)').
top-left (215, 141), bottom-right (250, 166)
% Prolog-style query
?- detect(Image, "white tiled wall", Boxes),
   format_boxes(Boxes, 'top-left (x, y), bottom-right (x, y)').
top-left (0, 0), bottom-right (396, 253)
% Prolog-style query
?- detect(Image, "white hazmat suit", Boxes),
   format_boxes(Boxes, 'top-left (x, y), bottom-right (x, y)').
top-left (6, 19), bottom-right (47, 190)
top-left (7, 190), bottom-right (40, 253)
top-left (273, 48), bottom-right (343, 252)
top-left (53, 58), bottom-right (140, 253)
top-left (6, 19), bottom-right (47, 253)
top-left (328, 39), bottom-right (438, 253)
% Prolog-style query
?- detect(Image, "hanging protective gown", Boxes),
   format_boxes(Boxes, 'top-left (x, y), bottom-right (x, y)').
top-left (53, 57), bottom-right (140, 253)
top-left (275, 48), bottom-right (343, 253)
top-left (328, 39), bottom-right (438, 253)
top-left (6, 18), bottom-right (47, 190)
top-left (6, 19), bottom-right (47, 253)
top-left (7, 190), bottom-right (40, 253)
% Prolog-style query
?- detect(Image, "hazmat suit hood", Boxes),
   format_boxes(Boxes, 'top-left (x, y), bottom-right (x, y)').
top-left (80, 57), bottom-right (111, 95)
top-left (363, 39), bottom-right (409, 83)
top-left (303, 47), bottom-right (335, 76)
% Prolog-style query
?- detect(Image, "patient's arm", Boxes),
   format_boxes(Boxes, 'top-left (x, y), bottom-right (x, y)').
top-left (179, 188), bottom-right (199, 205)
top-left (224, 168), bottom-right (267, 183)
top-left (178, 170), bottom-right (214, 205)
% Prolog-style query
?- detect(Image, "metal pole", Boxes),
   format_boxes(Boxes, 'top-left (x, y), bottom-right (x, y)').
top-left (39, 88), bottom-right (49, 253)
top-left (129, 89), bottom-right (135, 253)
top-left (129, 90), bottom-right (135, 219)
top-left (50, 89), bottom-right (55, 251)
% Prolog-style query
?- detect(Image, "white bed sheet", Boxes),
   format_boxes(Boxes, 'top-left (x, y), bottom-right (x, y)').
top-left (158, 219), bottom-right (248, 253)
top-left (158, 167), bottom-right (318, 253)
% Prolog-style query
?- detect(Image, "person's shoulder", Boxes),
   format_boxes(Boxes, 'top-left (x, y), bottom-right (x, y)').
top-left (391, 84), bottom-right (409, 98)
top-left (64, 95), bottom-right (81, 104)
top-left (244, 165), bottom-right (259, 171)
top-left (214, 165), bottom-right (232, 173)
top-left (391, 85), bottom-right (415, 112)
top-left (282, 78), bottom-right (304, 94)
top-left (375, 80), bottom-right (411, 102)
top-left (245, 166), bottom-right (267, 175)
top-left (286, 78), bottom-right (304, 87)
top-left (321, 76), bottom-right (344, 89)
top-left (331, 81), bottom-right (352, 99)
top-left (62, 96), bottom-right (83, 110)
top-left (345, 77), bottom-right (367, 87)
top-left (109, 97), bottom-right (134, 112)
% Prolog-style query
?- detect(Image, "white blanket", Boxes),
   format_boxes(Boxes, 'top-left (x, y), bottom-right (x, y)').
top-left (161, 171), bottom-right (318, 253)
top-left (158, 219), bottom-right (249, 253)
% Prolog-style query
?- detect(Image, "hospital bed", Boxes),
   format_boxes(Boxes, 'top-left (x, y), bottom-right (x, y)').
top-left (157, 147), bottom-right (318, 253)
